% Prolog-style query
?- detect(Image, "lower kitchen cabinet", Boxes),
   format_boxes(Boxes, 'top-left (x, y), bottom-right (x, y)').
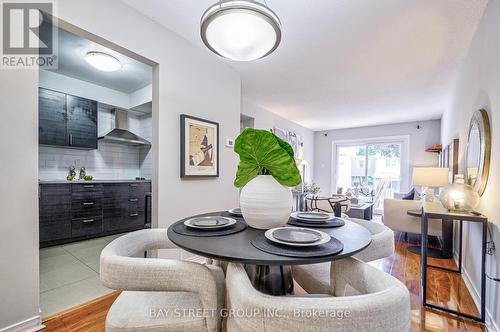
top-left (39, 181), bottom-right (151, 247)
top-left (71, 216), bottom-right (103, 237)
top-left (39, 184), bottom-right (71, 243)
top-left (103, 183), bottom-right (148, 232)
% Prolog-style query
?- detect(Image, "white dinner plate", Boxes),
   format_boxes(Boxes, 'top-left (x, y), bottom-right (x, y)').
top-left (297, 212), bottom-right (330, 220)
top-left (265, 227), bottom-right (331, 247)
top-left (184, 216), bottom-right (236, 230)
top-left (228, 208), bottom-right (243, 217)
top-left (290, 211), bottom-right (335, 223)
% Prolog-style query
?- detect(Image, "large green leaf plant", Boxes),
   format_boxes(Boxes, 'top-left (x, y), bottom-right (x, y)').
top-left (234, 128), bottom-right (302, 188)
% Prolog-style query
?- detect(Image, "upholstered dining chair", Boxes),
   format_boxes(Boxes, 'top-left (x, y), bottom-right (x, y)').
top-left (100, 229), bottom-right (225, 332)
top-left (225, 258), bottom-right (411, 332)
top-left (292, 218), bottom-right (394, 294)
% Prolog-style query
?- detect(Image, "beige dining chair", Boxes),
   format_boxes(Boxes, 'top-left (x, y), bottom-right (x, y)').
top-left (292, 218), bottom-right (394, 294)
top-left (225, 258), bottom-right (411, 331)
top-left (100, 229), bottom-right (225, 332)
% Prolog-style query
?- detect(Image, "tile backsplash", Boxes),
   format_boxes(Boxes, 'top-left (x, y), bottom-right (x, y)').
top-left (39, 105), bottom-right (152, 181)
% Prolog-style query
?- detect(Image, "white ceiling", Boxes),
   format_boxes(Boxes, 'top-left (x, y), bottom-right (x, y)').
top-left (121, 0), bottom-right (487, 130)
top-left (50, 28), bottom-right (152, 93)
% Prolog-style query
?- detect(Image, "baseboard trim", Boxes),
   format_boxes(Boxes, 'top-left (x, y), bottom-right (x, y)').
top-left (454, 251), bottom-right (499, 332)
top-left (0, 316), bottom-right (44, 332)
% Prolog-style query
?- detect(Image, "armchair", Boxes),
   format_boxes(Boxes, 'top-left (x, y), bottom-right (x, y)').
top-left (226, 258), bottom-right (410, 331)
top-left (100, 229), bottom-right (225, 332)
top-left (383, 199), bottom-right (442, 236)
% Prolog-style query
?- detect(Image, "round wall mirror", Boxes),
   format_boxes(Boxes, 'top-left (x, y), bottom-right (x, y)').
top-left (465, 109), bottom-right (491, 196)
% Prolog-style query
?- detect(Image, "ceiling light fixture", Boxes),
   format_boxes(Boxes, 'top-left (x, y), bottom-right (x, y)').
top-left (85, 51), bottom-right (122, 72)
top-left (200, 0), bottom-right (281, 61)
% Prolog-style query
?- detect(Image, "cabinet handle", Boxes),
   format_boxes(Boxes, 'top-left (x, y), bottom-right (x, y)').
top-left (129, 213), bottom-right (139, 217)
top-left (82, 202), bottom-right (95, 206)
top-left (83, 219), bottom-right (94, 223)
top-left (83, 185), bottom-right (94, 189)
top-left (129, 198), bottom-right (138, 202)
top-left (129, 184), bottom-right (138, 187)
top-left (69, 133), bottom-right (73, 146)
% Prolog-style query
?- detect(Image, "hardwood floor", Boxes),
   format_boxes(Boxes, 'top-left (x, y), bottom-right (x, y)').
top-left (41, 232), bottom-right (486, 332)
top-left (370, 231), bottom-right (485, 332)
top-left (42, 292), bottom-right (119, 332)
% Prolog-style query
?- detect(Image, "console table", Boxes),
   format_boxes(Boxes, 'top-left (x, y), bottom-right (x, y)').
top-left (420, 202), bottom-right (487, 322)
top-left (406, 209), bottom-right (454, 258)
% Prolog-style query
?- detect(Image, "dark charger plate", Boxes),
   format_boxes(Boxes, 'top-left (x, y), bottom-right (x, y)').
top-left (288, 217), bottom-right (346, 228)
top-left (172, 218), bottom-right (247, 237)
top-left (251, 233), bottom-right (344, 258)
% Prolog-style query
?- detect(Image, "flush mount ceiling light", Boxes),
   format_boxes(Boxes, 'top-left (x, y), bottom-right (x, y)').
top-left (200, 0), bottom-right (281, 61)
top-left (85, 51), bottom-right (122, 72)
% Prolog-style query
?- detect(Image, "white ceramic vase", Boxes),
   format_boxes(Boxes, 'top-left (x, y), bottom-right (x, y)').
top-left (239, 175), bottom-right (292, 230)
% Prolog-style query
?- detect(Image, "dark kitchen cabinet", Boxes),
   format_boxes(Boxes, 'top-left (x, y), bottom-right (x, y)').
top-left (39, 89), bottom-right (67, 146)
top-left (66, 95), bottom-right (98, 149)
top-left (39, 184), bottom-right (71, 242)
top-left (103, 183), bottom-right (150, 232)
top-left (71, 217), bottom-right (103, 238)
top-left (38, 88), bottom-right (98, 149)
top-left (39, 181), bottom-right (151, 247)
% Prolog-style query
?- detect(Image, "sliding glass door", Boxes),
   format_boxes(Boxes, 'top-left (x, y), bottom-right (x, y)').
top-left (336, 141), bottom-right (402, 212)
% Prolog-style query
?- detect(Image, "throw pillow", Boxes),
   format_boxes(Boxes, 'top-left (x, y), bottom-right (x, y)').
top-left (402, 188), bottom-right (415, 200)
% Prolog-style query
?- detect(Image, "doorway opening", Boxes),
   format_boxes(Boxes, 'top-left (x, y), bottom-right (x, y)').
top-left (38, 17), bottom-right (158, 319)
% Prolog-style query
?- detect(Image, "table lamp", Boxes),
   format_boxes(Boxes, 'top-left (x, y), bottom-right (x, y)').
top-left (412, 167), bottom-right (449, 202)
top-left (439, 176), bottom-right (480, 212)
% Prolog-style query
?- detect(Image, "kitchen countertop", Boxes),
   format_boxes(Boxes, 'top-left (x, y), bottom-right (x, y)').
top-left (39, 179), bottom-right (151, 184)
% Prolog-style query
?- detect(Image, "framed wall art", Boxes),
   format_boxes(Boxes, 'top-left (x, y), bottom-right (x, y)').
top-left (180, 114), bottom-right (219, 177)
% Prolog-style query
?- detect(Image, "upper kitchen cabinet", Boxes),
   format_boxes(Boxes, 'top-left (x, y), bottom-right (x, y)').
top-left (39, 88), bottom-right (68, 146)
top-left (38, 87), bottom-right (98, 149)
top-left (66, 95), bottom-right (98, 149)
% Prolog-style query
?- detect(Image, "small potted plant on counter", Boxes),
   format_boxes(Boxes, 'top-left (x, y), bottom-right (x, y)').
top-left (234, 128), bottom-right (301, 229)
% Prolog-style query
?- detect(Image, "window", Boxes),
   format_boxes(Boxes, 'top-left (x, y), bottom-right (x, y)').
top-left (335, 140), bottom-right (404, 212)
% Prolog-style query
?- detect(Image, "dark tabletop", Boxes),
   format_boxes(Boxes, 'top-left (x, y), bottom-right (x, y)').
top-left (407, 209), bottom-right (423, 217)
top-left (167, 211), bottom-right (372, 265)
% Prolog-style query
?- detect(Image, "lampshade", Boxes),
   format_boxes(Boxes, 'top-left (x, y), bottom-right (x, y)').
top-left (200, 0), bottom-right (281, 61)
top-left (412, 167), bottom-right (449, 187)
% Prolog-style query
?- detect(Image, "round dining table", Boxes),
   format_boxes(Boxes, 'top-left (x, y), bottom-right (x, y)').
top-left (167, 211), bottom-right (372, 295)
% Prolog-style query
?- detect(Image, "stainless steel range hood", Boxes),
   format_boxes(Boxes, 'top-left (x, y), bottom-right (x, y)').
top-left (98, 109), bottom-right (151, 146)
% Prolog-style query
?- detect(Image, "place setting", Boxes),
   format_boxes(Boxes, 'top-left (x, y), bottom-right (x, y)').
top-left (223, 207), bottom-right (243, 218)
top-left (172, 213), bottom-right (247, 237)
top-left (287, 211), bottom-right (347, 228)
top-left (251, 226), bottom-right (344, 258)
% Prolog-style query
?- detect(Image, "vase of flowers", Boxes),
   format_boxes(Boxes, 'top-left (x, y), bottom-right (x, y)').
top-left (234, 128), bottom-right (302, 229)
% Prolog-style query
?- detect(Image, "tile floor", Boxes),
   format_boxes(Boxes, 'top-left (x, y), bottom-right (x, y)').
top-left (39, 234), bottom-right (123, 318)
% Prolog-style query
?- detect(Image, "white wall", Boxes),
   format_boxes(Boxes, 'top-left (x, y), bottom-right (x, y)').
top-left (129, 84), bottom-right (153, 109)
top-left (241, 99), bottom-right (315, 183)
top-left (40, 70), bottom-right (153, 110)
top-left (0, 70), bottom-right (41, 331)
top-left (441, 0), bottom-right (500, 328)
top-left (40, 70), bottom-right (130, 109)
top-left (0, 0), bottom-right (241, 329)
top-left (314, 120), bottom-right (441, 196)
